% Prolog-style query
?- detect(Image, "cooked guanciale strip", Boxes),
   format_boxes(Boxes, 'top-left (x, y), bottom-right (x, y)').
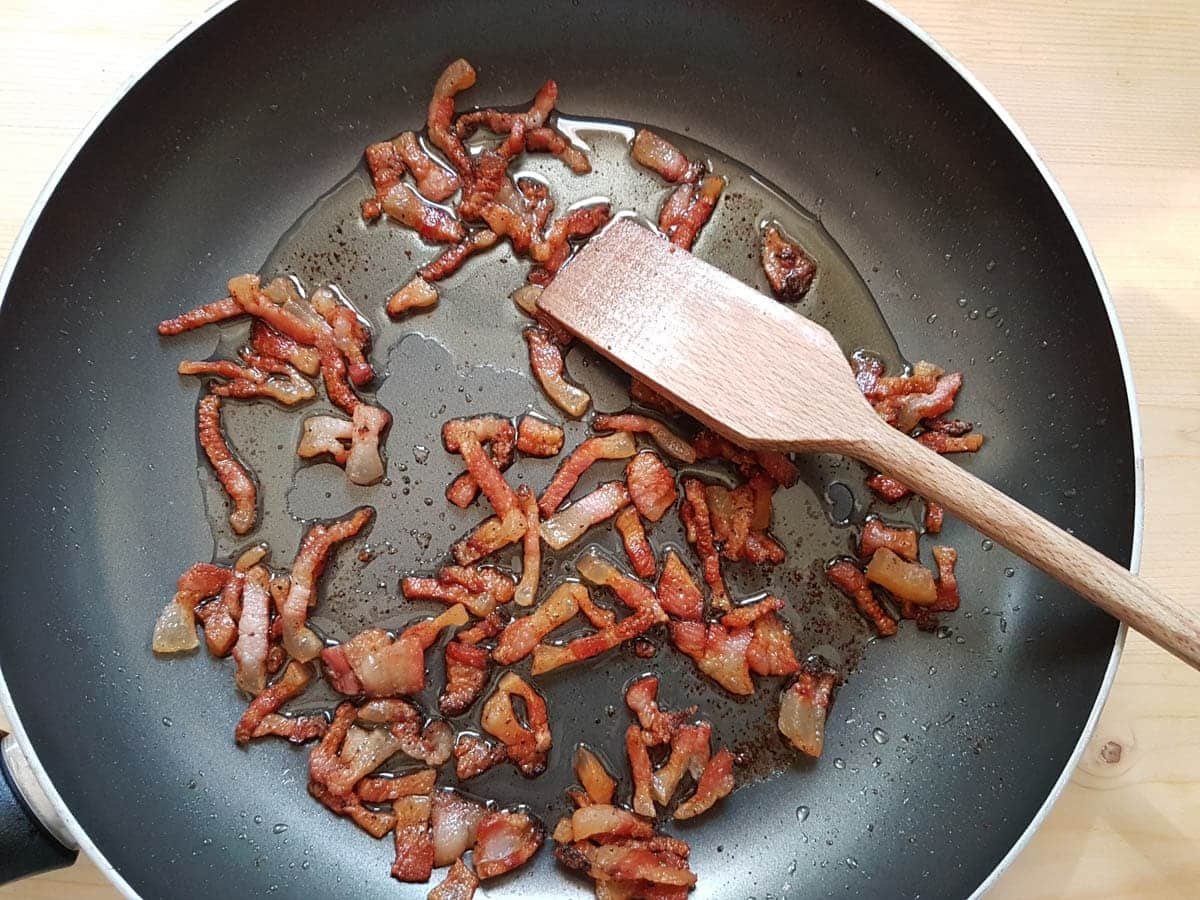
top-left (356, 768), bottom-right (438, 803)
top-left (420, 228), bottom-right (501, 282)
top-left (626, 725), bottom-right (656, 817)
top-left (574, 745), bottom-right (617, 806)
top-left (745, 608), bottom-right (801, 677)
top-left (442, 415), bottom-right (517, 508)
top-left (925, 499), bottom-right (945, 534)
top-left (875, 372), bottom-right (964, 433)
top-left (624, 675), bottom-right (695, 747)
top-left (356, 698), bottom-right (453, 766)
top-left (232, 565), bottom-right (272, 694)
top-left (539, 432), bottom-right (637, 515)
top-left (651, 722), bottom-right (711, 806)
top-left (514, 486), bottom-right (541, 607)
top-left (197, 393), bottom-right (257, 535)
top-left (386, 275), bottom-right (439, 318)
top-left (248, 320), bottom-right (321, 374)
top-left (481, 672), bottom-right (552, 776)
top-left (493, 581), bottom-right (584, 665)
top-left (865, 547), bottom-right (936, 606)
top-left (866, 473), bottom-right (911, 503)
top-left (321, 604), bottom-right (468, 696)
top-left (454, 733), bottom-right (509, 780)
top-left (656, 550), bottom-right (703, 621)
top-left (531, 603), bottom-right (665, 675)
top-left (451, 507), bottom-right (527, 565)
top-left (396, 131), bottom-right (461, 201)
top-left (248, 713), bottom-right (329, 744)
top-left (297, 404), bottom-right (390, 486)
top-left (659, 173), bottom-right (725, 250)
top-left (691, 428), bottom-right (799, 487)
top-left (859, 518), bottom-right (919, 562)
top-left (932, 545), bottom-right (961, 612)
top-left (530, 203), bottom-right (612, 278)
top-left (540, 481), bottom-right (632, 550)
top-left (674, 747), bottom-right (735, 819)
top-left (157, 295), bottom-right (243, 335)
top-left (917, 431), bottom-right (985, 453)
top-left (439, 612), bottom-right (505, 717)
top-left (679, 478), bottom-right (729, 610)
top-left (625, 451), bottom-right (677, 523)
top-left (309, 704), bottom-right (400, 798)
top-left (378, 181), bottom-right (465, 244)
top-left (826, 559), bottom-right (898, 637)
top-left (779, 661), bottom-right (838, 758)
top-left (391, 794), bottom-right (434, 882)
top-left (428, 859), bottom-right (479, 900)
top-left (194, 566), bottom-right (243, 657)
top-left (432, 789), bottom-right (488, 867)
top-left (234, 660), bottom-right (311, 744)
top-left (515, 413), bottom-right (564, 457)
top-left (615, 507), bottom-right (656, 578)
top-left (473, 810), bottom-right (545, 879)
top-left (574, 549), bottom-right (659, 612)
top-left (524, 326), bottom-right (590, 417)
top-left (592, 413), bottom-right (696, 463)
top-left (706, 483), bottom-right (785, 565)
top-left (308, 778), bottom-right (397, 839)
top-left (761, 225), bottom-right (817, 302)
top-left (631, 129), bottom-right (703, 183)
top-left (179, 354), bottom-right (315, 406)
top-left (279, 507), bottom-right (374, 661)
top-left (401, 566), bottom-right (515, 617)
top-left (525, 127), bottom-right (591, 174)
top-left (152, 562), bottom-right (231, 653)
top-left (669, 620), bottom-right (754, 695)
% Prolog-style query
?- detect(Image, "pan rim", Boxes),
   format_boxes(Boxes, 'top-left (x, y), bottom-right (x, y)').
top-left (0, 1), bottom-right (1142, 897)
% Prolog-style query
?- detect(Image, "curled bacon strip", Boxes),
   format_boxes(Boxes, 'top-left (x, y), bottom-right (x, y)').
top-left (481, 672), bottom-right (552, 776)
top-left (674, 748), bottom-right (735, 820)
top-left (539, 432), bottom-right (637, 515)
top-left (669, 620), bottom-right (754, 695)
top-left (391, 794), bottom-right (434, 882)
top-left (525, 127), bottom-right (591, 173)
top-left (234, 660), bottom-right (310, 744)
top-left (917, 431), bottom-right (985, 453)
top-left (680, 478), bottom-right (729, 611)
top-left (516, 413), bottom-right (564, 457)
top-left (432, 789), bottom-right (487, 868)
top-left (386, 275), bottom-right (439, 318)
top-left (657, 550), bottom-right (703, 621)
top-left (876, 372), bottom-right (964, 433)
top-left (280, 507), bottom-right (374, 662)
top-left (631, 129), bottom-right (702, 183)
top-left (298, 415), bottom-right (352, 466)
top-left (532, 602), bottom-right (665, 675)
top-left (419, 228), bottom-right (500, 282)
top-left (540, 481), bottom-right (632, 550)
top-left (197, 394), bottom-right (257, 535)
top-left (524, 325), bottom-right (590, 417)
top-left (194, 567), bottom-right (243, 657)
top-left (232, 565), bottom-right (272, 694)
top-left (473, 810), bottom-right (545, 879)
top-left (157, 295), bottom-right (242, 335)
top-left (494, 581), bottom-right (584, 665)
top-left (362, 140), bottom-right (406, 220)
top-left (381, 182), bottom-right (465, 243)
top-left (932, 545), bottom-right (961, 612)
top-left (652, 722), bottom-right (710, 806)
top-left (593, 413), bottom-right (696, 463)
top-left (439, 612), bottom-right (504, 717)
top-left (826, 559), bottom-right (897, 637)
top-left (395, 131), bottom-right (461, 201)
top-left (442, 415), bottom-right (517, 508)
top-left (574, 549), bottom-right (659, 612)
top-left (615, 507), bottom-right (656, 578)
top-left (427, 58), bottom-right (477, 177)
top-left (706, 483), bottom-right (785, 565)
top-left (859, 518), bottom-right (919, 562)
top-left (455, 78), bottom-right (557, 136)
top-left (152, 562), bottom-right (231, 653)
top-left (401, 566), bottom-right (515, 617)
top-left (321, 604), bottom-right (468, 697)
top-left (454, 733), bottom-right (509, 780)
top-left (625, 451), bottom-right (678, 523)
top-left (179, 354), bottom-right (315, 406)
top-left (626, 725), bottom-right (656, 817)
top-left (451, 507), bottom-right (527, 565)
top-left (659, 173), bottom-right (724, 250)
top-left (249, 320), bottom-right (320, 375)
top-left (531, 203), bottom-right (612, 277)
top-left (625, 676), bottom-right (695, 747)
top-left (925, 500), bottom-right (945, 534)
top-left (429, 861), bottom-right (479, 900)
top-left (248, 713), bottom-right (329, 744)
top-left (761, 225), bottom-right (817, 302)
top-left (779, 662), bottom-right (838, 758)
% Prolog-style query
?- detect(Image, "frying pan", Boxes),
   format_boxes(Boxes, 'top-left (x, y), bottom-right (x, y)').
top-left (0, 0), bottom-right (1140, 897)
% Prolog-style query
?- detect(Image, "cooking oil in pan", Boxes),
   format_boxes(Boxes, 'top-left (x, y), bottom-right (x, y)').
top-left (196, 113), bottom-right (912, 819)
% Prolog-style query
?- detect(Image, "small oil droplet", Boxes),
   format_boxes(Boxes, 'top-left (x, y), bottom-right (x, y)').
top-left (871, 727), bottom-right (889, 745)
top-left (833, 757), bottom-right (846, 770)
top-left (253, 815), bottom-right (263, 825)
top-left (957, 297), bottom-right (968, 307)
top-left (981, 539), bottom-right (994, 551)
top-left (162, 717), bottom-right (173, 727)
top-left (1004, 567), bottom-right (1015, 577)
top-left (272, 823), bottom-right (289, 834)
top-left (795, 805), bottom-right (810, 823)
top-left (412, 445), bottom-right (430, 464)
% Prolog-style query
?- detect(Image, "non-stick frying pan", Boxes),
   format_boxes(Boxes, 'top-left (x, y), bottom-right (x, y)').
top-left (0, 1), bottom-right (1139, 897)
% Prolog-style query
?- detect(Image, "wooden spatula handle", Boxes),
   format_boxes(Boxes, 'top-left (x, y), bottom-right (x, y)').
top-left (853, 421), bottom-right (1200, 668)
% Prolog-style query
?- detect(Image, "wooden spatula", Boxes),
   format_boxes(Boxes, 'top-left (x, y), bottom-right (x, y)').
top-left (538, 217), bottom-right (1200, 670)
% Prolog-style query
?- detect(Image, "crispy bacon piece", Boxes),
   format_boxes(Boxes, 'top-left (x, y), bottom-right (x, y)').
top-left (615, 508), bottom-right (656, 578)
top-left (279, 507), bottom-right (374, 661)
top-left (381, 182), bottom-right (465, 243)
top-left (432, 789), bottom-right (488, 867)
top-left (451, 507), bottom-right (527, 565)
top-left (733, 600), bottom-right (800, 677)
top-left (356, 699), bottom-right (454, 766)
top-left (386, 275), bottom-right (439, 318)
top-left (866, 473), bottom-right (911, 503)
top-left (625, 726), bottom-right (657, 817)
top-left (442, 415), bottom-right (517, 509)
top-left (539, 432), bottom-right (637, 515)
top-left (624, 452), bottom-right (678, 523)
top-left (356, 768), bottom-right (438, 803)
top-left (510, 486), bottom-right (542, 607)
top-left (401, 566), bottom-right (515, 617)
top-left (574, 745), bottom-right (617, 806)
top-left (531, 603), bottom-right (664, 674)
top-left (473, 810), bottom-right (544, 879)
top-left (419, 228), bottom-right (500, 282)
top-left (493, 582), bottom-right (584, 665)
top-left (308, 779), bottom-right (397, 839)
top-left (394, 131), bottom-right (461, 202)
top-left (427, 58), bottom-right (477, 177)
top-left (629, 377), bottom-right (683, 416)
top-left (917, 431), bottom-right (985, 453)
top-left (669, 620), bottom-right (754, 695)
top-left (577, 587), bottom-right (616, 629)
top-left (761, 225), bottom-right (817, 302)
top-left (481, 672), bottom-right (552, 776)
top-left (866, 547), bottom-right (937, 606)
top-left (691, 429), bottom-right (799, 487)
top-left (455, 78), bottom-right (557, 137)
top-left (429, 859), bottom-right (479, 900)
top-left (179, 354), bottom-right (315, 406)
top-left (679, 478), bottom-right (729, 611)
top-left (364, 139), bottom-right (406, 206)
top-left (571, 805), bottom-right (655, 842)
top-left (392, 794), bottom-right (434, 882)
top-left (826, 559), bottom-right (897, 637)
top-left (673, 748), bottom-right (735, 820)
top-left (248, 320), bottom-right (321, 374)
top-left (438, 612), bottom-right (504, 716)
top-left (652, 722), bottom-right (711, 806)
top-left (194, 567), bottom-right (242, 657)
top-left (540, 481), bottom-right (632, 550)
top-left (631, 129), bottom-right (702, 183)
top-left (524, 325), bottom-right (591, 417)
top-left (593, 414), bottom-right (696, 463)
top-left (555, 841), bottom-right (695, 894)
top-left (656, 551), bottom-right (703, 622)
top-left (197, 394), bottom-right (256, 535)
top-left (232, 565), bottom-right (271, 693)
top-left (309, 703), bottom-right (404, 798)
top-left (932, 545), bottom-right (961, 612)
top-left (531, 203), bottom-right (612, 276)
top-left (248, 713), bottom-right (329, 744)
top-left (779, 661), bottom-right (838, 758)
top-left (705, 483), bottom-right (785, 565)
top-left (321, 604), bottom-right (468, 696)
top-left (525, 127), bottom-right (591, 173)
top-left (516, 413), bottom-right (564, 457)
top-left (860, 518), bottom-right (919, 562)
top-left (659, 173), bottom-right (724, 250)
top-left (454, 733), bottom-right (509, 780)
top-left (234, 661), bottom-right (310, 744)
top-left (624, 676), bottom-right (695, 747)
top-left (575, 550), bottom-right (658, 612)
top-left (925, 500), bottom-right (945, 534)
top-left (157, 295), bottom-right (243, 335)
top-left (454, 437), bottom-right (518, 520)
top-left (875, 372), bottom-right (964, 433)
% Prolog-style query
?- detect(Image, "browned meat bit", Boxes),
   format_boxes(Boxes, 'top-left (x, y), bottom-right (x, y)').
top-left (761, 224), bottom-right (817, 302)
top-left (151, 562), bottom-right (232, 654)
top-left (859, 517), bottom-right (919, 561)
top-left (441, 414), bottom-right (517, 509)
top-left (419, 229), bottom-right (500, 283)
top-left (234, 660), bottom-right (310, 745)
top-left (705, 483), bottom-right (785, 565)
top-left (624, 676), bottom-right (695, 747)
top-left (428, 859), bottom-right (479, 900)
top-left (925, 499), bottom-right (945, 534)
top-left (540, 480), bottom-right (634, 550)
top-left (593, 413), bottom-right (696, 463)
top-left (932, 546), bottom-right (961, 612)
top-left (247, 713), bottom-right (329, 744)
top-left (196, 393), bottom-right (256, 535)
top-left (674, 747), bottom-right (735, 819)
top-left (386, 275), bottom-right (439, 319)
top-left (679, 478), bottom-right (729, 610)
top-left (631, 128), bottom-right (703, 183)
top-left (524, 326), bottom-right (591, 417)
top-left (248, 320), bottom-right (321, 375)
top-left (194, 566), bottom-right (243, 657)
top-left (473, 810), bottom-right (545, 879)
top-left (380, 182), bottom-right (465, 243)
top-left (361, 140), bottom-right (406, 220)
top-left (157, 295), bottom-right (243, 335)
top-left (439, 612), bottom-right (505, 717)
top-left (691, 428), bottom-right (799, 486)
top-left (866, 473), bottom-right (911, 503)
top-left (391, 794), bottom-right (434, 882)
top-left (481, 672), bottom-right (552, 776)
top-left (659, 173), bottom-right (725, 250)
top-left (454, 733), bottom-right (508, 780)
top-left (178, 353), bottom-right (315, 406)
top-left (917, 430), bottom-right (985, 453)
top-left (427, 58), bottom-right (477, 177)
top-left (530, 202), bottom-right (612, 279)
top-left (493, 582), bottom-right (584, 665)
top-left (574, 745), bottom-right (617, 806)
top-left (531, 602), bottom-right (664, 675)
top-left (525, 127), bottom-right (591, 173)
top-left (394, 131), bottom-right (461, 201)
top-left (669, 620), bottom-right (754, 695)
top-left (626, 725), bottom-right (656, 817)
top-left (721, 597), bottom-right (800, 677)
top-left (615, 507), bottom-right (656, 578)
top-left (515, 412), bottom-right (564, 457)
top-left (657, 550), bottom-right (703, 621)
top-left (401, 566), bottom-right (515, 617)
top-left (779, 660), bottom-right (839, 758)
top-left (539, 432), bottom-right (637, 515)
top-left (513, 486), bottom-right (542, 607)
top-left (826, 558), bottom-right (898, 637)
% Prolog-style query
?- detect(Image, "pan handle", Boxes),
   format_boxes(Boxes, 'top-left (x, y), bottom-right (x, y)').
top-left (0, 733), bottom-right (78, 884)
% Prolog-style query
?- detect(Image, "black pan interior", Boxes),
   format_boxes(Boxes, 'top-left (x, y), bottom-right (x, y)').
top-left (0, 1), bottom-right (1133, 897)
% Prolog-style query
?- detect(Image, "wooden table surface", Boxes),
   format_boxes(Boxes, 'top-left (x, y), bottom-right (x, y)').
top-left (0, 1), bottom-right (1197, 897)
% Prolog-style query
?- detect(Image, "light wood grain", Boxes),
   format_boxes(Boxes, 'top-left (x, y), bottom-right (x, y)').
top-left (0, 0), bottom-right (1197, 897)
